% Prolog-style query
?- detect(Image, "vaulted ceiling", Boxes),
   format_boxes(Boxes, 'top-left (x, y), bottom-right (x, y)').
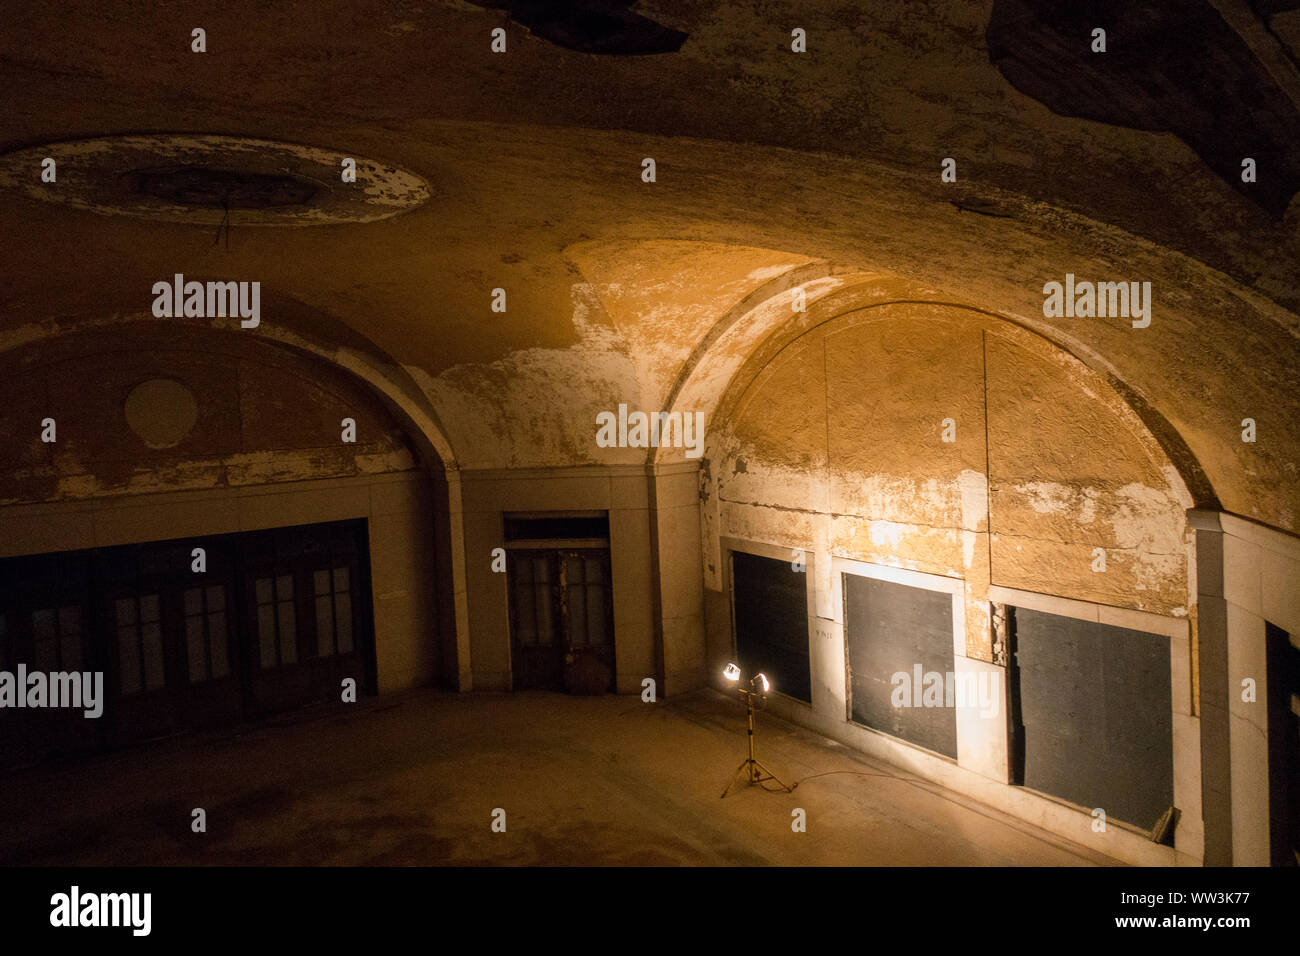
top-left (2, 1), bottom-right (1298, 527)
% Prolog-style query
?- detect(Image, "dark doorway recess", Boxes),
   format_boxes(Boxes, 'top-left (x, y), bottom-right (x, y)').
top-left (1009, 606), bottom-right (1173, 833)
top-left (0, 519), bottom-right (376, 768)
top-left (505, 514), bottom-right (609, 541)
top-left (1266, 621), bottom-right (1300, 866)
top-left (508, 549), bottom-right (615, 694)
top-left (731, 551), bottom-right (811, 704)
top-left (844, 574), bottom-right (957, 759)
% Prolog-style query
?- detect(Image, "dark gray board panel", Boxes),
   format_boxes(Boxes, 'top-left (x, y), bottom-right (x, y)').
top-left (1012, 607), bottom-right (1173, 832)
top-left (732, 551), bottom-right (811, 703)
top-left (845, 574), bottom-right (957, 759)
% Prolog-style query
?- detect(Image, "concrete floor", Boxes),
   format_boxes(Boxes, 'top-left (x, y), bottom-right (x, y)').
top-left (0, 688), bottom-right (1118, 866)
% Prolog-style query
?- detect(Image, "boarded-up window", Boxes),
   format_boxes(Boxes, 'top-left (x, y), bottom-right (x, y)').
top-left (844, 574), bottom-right (957, 758)
top-left (1010, 607), bottom-right (1172, 832)
top-left (732, 551), bottom-right (810, 703)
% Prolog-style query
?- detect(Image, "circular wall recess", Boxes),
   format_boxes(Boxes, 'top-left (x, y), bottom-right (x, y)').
top-left (124, 378), bottom-right (199, 449)
top-left (0, 134), bottom-right (430, 225)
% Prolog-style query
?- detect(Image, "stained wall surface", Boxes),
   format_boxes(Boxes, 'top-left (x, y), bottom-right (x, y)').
top-left (0, 324), bottom-right (419, 505)
top-left (703, 303), bottom-right (1194, 665)
top-left (0, 325), bottom-right (446, 694)
top-left (698, 301), bottom-right (1207, 865)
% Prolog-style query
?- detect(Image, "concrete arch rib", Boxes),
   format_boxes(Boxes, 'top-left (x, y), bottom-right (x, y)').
top-left (656, 272), bottom-right (1217, 515)
top-left (0, 307), bottom-right (473, 691)
top-left (647, 261), bottom-right (878, 468)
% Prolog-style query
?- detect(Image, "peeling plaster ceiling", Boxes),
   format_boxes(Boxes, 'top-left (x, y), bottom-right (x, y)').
top-left (0, 0), bottom-right (1296, 529)
top-left (988, 0), bottom-right (1300, 215)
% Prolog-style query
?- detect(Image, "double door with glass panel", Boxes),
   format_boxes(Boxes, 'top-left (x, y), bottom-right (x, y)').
top-left (507, 549), bottom-right (614, 693)
top-left (0, 519), bottom-right (373, 765)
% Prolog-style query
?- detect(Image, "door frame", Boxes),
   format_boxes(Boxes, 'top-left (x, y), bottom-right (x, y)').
top-left (505, 541), bottom-right (615, 692)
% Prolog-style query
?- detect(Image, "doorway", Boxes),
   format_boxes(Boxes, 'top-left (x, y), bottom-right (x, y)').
top-left (0, 518), bottom-right (376, 766)
top-left (1266, 621), bottom-right (1300, 866)
top-left (507, 548), bottom-right (615, 694)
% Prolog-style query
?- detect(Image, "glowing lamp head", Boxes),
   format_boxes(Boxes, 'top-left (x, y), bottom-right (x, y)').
top-left (755, 673), bottom-right (771, 693)
top-left (723, 662), bottom-right (741, 682)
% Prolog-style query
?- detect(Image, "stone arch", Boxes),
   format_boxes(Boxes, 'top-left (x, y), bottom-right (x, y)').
top-left (645, 263), bottom-right (877, 467)
top-left (0, 314), bottom-right (465, 692)
top-left (0, 309), bottom-right (460, 473)
top-left (0, 322), bottom-right (422, 502)
top-left (656, 269), bottom-right (1215, 513)
top-left (699, 299), bottom-right (1203, 637)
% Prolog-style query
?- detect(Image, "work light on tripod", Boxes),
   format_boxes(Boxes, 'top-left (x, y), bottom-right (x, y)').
top-left (720, 662), bottom-right (793, 797)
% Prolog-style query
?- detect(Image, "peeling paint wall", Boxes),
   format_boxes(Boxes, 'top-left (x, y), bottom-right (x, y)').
top-left (0, 326), bottom-right (419, 505)
top-left (703, 303), bottom-right (1194, 664)
top-left (403, 242), bottom-right (823, 470)
top-left (0, 325), bottom-right (450, 696)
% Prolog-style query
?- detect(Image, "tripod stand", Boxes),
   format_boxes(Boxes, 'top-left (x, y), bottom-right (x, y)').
top-left (720, 686), bottom-right (793, 797)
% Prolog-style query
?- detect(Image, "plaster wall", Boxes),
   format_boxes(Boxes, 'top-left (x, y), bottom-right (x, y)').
top-left (702, 304), bottom-right (1194, 647)
top-left (702, 301), bottom-right (1201, 864)
top-left (0, 326), bottom-right (447, 694)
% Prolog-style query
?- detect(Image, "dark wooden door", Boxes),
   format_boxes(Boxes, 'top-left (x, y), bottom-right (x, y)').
top-left (0, 551), bottom-right (101, 765)
top-left (239, 522), bottom-right (372, 718)
top-left (0, 518), bottom-right (376, 767)
top-left (301, 550), bottom-right (369, 704)
top-left (1267, 622), bottom-right (1300, 866)
top-left (559, 551), bottom-right (615, 693)
top-left (177, 578), bottom-right (241, 731)
top-left (242, 565), bottom-right (310, 717)
top-left (95, 537), bottom-right (244, 743)
top-left (508, 551), bottom-right (561, 691)
top-left (508, 549), bottom-right (614, 693)
top-left (97, 540), bottom-right (189, 748)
